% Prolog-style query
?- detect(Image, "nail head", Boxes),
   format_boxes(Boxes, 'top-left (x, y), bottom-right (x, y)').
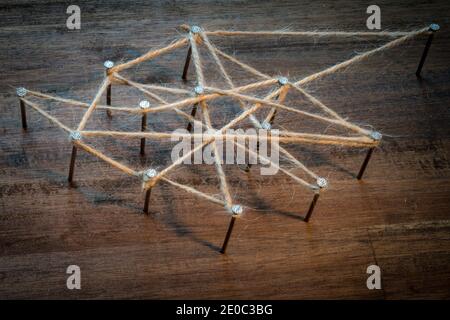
top-left (316, 177), bottom-right (328, 189)
top-left (261, 121), bottom-right (271, 130)
top-left (429, 23), bottom-right (440, 32)
top-left (370, 131), bottom-right (382, 141)
top-left (139, 100), bottom-right (150, 109)
top-left (194, 85), bottom-right (204, 95)
top-left (190, 26), bottom-right (201, 34)
top-left (231, 204), bottom-right (243, 215)
top-left (69, 131), bottom-right (82, 141)
top-left (278, 76), bottom-right (288, 85)
top-left (143, 168), bottom-right (157, 181)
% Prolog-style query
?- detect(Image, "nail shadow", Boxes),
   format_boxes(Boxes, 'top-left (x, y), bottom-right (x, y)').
top-left (42, 169), bottom-right (145, 212)
top-left (155, 183), bottom-right (221, 252)
top-left (26, 160), bottom-right (222, 252)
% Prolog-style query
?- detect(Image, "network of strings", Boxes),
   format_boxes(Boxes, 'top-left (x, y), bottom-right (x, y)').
top-left (16, 24), bottom-right (431, 218)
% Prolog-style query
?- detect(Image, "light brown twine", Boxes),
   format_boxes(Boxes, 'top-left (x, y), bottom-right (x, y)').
top-left (278, 131), bottom-right (377, 147)
top-left (20, 25), bottom-right (428, 212)
top-left (200, 29), bottom-right (255, 123)
top-left (21, 98), bottom-right (72, 133)
top-left (187, 32), bottom-right (232, 206)
top-left (145, 77), bottom-right (308, 192)
top-left (77, 76), bottom-right (111, 131)
top-left (277, 147), bottom-right (318, 179)
top-left (113, 73), bottom-right (167, 104)
top-left (200, 31), bottom-right (319, 180)
top-left (189, 33), bottom-right (205, 86)
top-left (216, 86), bottom-right (325, 186)
top-left (139, 83), bottom-right (191, 95)
top-left (22, 98), bottom-right (138, 177)
top-left (74, 140), bottom-right (138, 176)
top-left (139, 78), bottom-right (278, 114)
top-left (144, 88), bottom-right (282, 189)
top-left (161, 176), bottom-right (226, 206)
top-left (154, 30), bottom-right (234, 209)
top-left (289, 83), bottom-right (344, 121)
top-left (200, 100), bottom-right (234, 209)
top-left (220, 26), bottom-right (429, 127)
top-left (110, 37), bottom-right (188, 73)
top-left (200, 31), bottom-right (235, 87)
top-left (213, 46), bottom-right (272, 80)
top-left (111, 73), bottom-right (191, 95)
top-left (263, 84), bottom-right (290, 126)
top-left (295, 27), bottom-right (429, 86)
top-left (113, 73), bottom-right (209, 130)
top-left (25, 89), bottom-right (136, 113)
top-left (206, 87), bottom-right (371, 135)
top-left (233, 140), bottom-right (316, 190)
top-left (204, 30), bottom-right (420, 37)
top-left (145, 139), bottom-right (206, 189)
top-left (270, 82), bottom-right (372, 136)
top-left (80, 130), bottom-right (377, 147)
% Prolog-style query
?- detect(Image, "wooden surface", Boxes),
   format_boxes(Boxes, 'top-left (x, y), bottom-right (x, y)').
top-left (0, 0), bottom-right (449, 299)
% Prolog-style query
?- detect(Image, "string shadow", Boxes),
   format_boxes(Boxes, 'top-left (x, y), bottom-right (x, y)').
top-left (287, 145), bottom-right (361, 179)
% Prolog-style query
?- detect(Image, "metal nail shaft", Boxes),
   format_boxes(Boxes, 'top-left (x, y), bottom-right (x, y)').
top-left (220, 216), bottom-right (237, 254)
top-left (68, 146), bottom-right (78, 182)
top-left (19, 99), bottom-right (27, 129)
top-left (186, 103), bottom-right (198, 132)
top-left (140, 114), bottom-right (147, 155)
top-left (182, 46), bottom-right (192, 80)
top-left (143, 188), bottom-right (152, 214)
top-left (357, 147), bottom-right (375, 180)
top-left (106, 84), bottom-right (112, 117)
top-left (268, 110), bottom-right (278, 125)
top-left (303, 193), bottom-right (320, 222)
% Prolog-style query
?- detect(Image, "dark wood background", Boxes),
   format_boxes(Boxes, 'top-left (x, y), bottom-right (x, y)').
top-left (0, 0), bottom-right (449, 299)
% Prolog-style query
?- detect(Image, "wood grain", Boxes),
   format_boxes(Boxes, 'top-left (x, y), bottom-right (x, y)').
top-left (0, 0), bottom-right (449, 299)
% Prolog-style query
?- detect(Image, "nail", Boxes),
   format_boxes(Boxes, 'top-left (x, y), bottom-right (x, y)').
top-left (220, 205), bottom-right (242, 254)
top-left (357, 131), bottom-right (381, 180)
